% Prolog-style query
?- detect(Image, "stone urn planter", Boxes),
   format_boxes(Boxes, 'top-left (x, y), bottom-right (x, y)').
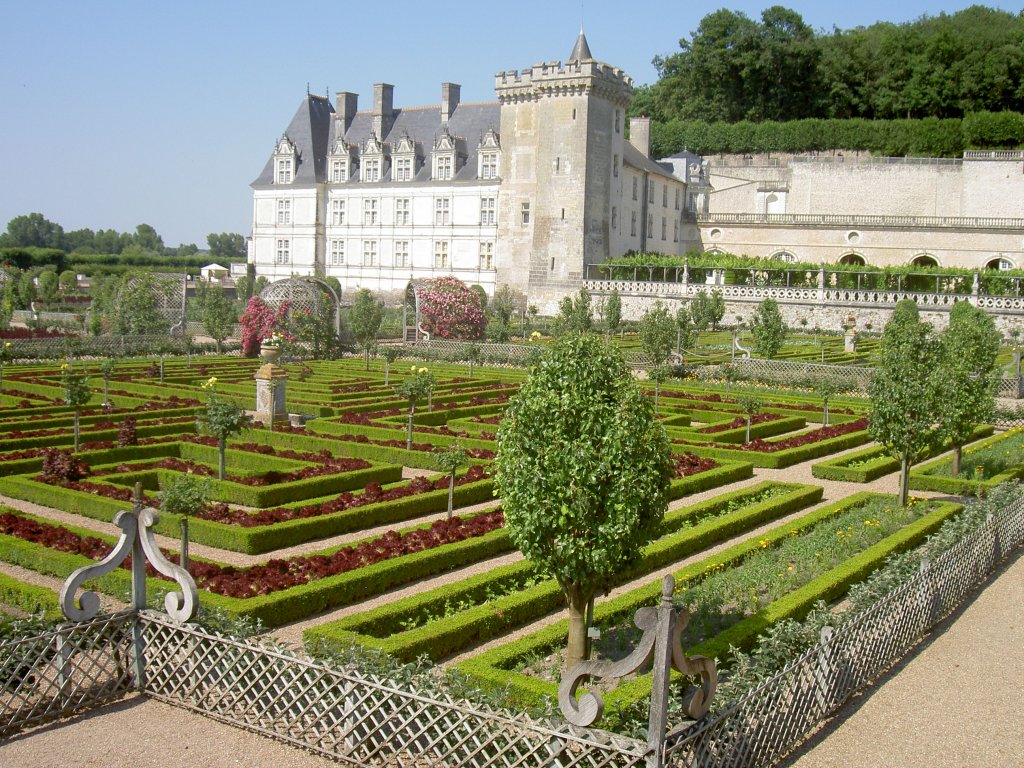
top-left (260, 344), bottom-right (282, 363)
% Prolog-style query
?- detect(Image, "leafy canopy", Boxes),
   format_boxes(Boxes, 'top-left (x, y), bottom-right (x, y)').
top-left (750, 297), bottom-right (787, 358)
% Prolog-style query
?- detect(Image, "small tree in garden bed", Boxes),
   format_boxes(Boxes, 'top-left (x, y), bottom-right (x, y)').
top-left (160, 473), bottom-right (209, 572)
top-left (394, 367), bottom-right (435, 450)
top-left (935, 301), bottom-right (1001, 477)
top-left (648, 364), bottom-right (670, 414)
top-left (813, 377), bottom-right (840, 426)
top-left (464, 343), bottom-right (482, 378)
top-left (382, 346), bottom-right (401, 385)
top-left (417, 276), bottom-right (486, 340)
top-left (737, 395), bottom-right (763, 444)
top-left (0, 340), bottom-right (11, 391)
top-left (432, 442), bottom-right (470, 520)
top-left (61, 362), bottom-right (92, 451)
top-left (494, 334), bottom-right (672, 671)
top-left (196, 377), bottom-right (251, 480)
top-left (98, 357), bottom-right (116, 406)
top-left (750, 298), bottom-right (787, 358)
top-left (605, 288), bottom-right (622, 338)
top-left (349, 288), bottom-right (384, 370)
top-left (869, 300), bottom-right (939, 506)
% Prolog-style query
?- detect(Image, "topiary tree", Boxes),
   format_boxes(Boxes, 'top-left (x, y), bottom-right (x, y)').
top-left (194, 282), bottom-right (237, 354)
top-left (196, 377), bottom-right (251, 480)
top-left (737, 395), bottom-right (763, 444)
top-left (0, 341), bottom-right (12, 392)
top-left (160, 473), bottom-right (208, 573)
top-left (639, 301), bottom-right (675, 368)
top-left (935, 301), bottom-right (1002, 476)
top-left (868, 300), bottom-right (939, 506)
top-left (464, 343), bottom-right (482, 378)
top-left (605, 288), bottom-right (622, 338)
top-left (690, 290), bottom-right (712, 334)
top-left (432, 443), bottom-right (470, 520)
top-left (554, 287), bottom-right (593, 336)
top-left (750, 298), bottom-right (787, 358)
top-left (394, 367), bottom-right (435, 450)
top-left (709, 288), bottom-right (726, 331)
top-left (675, 304), bottom-right (694, 355)
top-left (494, 334), bottom-right (672, 670)
top-left (381, 346), bottom-right (401, 385)
top-left (349, 288), bottom-right (384, 370)
top-left (417, 276), bottom-right (487, 340)
top-left (98, 357), bottom-right (117, 406)
top-left (60, 362), bottom-right (92, 452)
top-left (813, 377), bottom-right (840, 426)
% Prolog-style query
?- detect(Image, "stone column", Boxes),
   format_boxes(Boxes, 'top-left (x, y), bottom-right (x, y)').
top-left (254, 364), bottom-right (288, 425)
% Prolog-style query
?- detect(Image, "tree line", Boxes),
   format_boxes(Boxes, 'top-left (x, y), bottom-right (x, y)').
top-left (0, 213), bottom-right (246, 263)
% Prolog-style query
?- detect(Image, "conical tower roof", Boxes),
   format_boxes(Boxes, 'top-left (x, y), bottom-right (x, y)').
top-left (568, 28), bottom-right (592, 63)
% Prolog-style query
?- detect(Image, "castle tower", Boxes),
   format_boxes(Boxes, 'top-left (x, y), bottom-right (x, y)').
top-left (494, 32), bottom-right (633, 311)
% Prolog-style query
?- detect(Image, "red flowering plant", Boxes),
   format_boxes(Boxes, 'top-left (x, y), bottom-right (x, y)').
top-left (239, 296), bottom-right (294, 357)
top-left (417, 276), bottom-right (487, 340)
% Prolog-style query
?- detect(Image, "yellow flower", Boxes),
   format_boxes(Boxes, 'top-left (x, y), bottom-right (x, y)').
top-left (410, 365), bottom-right (418, 372)
top-left (201, 376), bottom-right (218, 390)
top-left (418, 367), bottom-right (428, 374)
top-left (3, 342), bottom-right (10, 348)
top-left (758, 539), bottom-right (769, 548)
top-left (60, 363), bottom-right (69, 371)
top-left (787, 565), bottom-right (794, 572)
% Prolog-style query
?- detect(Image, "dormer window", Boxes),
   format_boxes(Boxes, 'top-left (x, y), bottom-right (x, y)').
top-left (435, 155), bottom-right (453, 181)
top-left (360, 135), bottom-right (387, 183)
top-left (328, 137), bottom-right (355, 184)
top-left (363, 158), bottom-right (381, 182)
top-left (392, 133), bottom-right (419, 183)
top-left (395, 158), bottom-right (413, 181)
top-left (330, 159), bottom-right (347, 183)
top-left (432, 128), bottom-right (459, 181)
top-left (272, 136), bottom-right (297, 185)
top-left (477, 128), bottom-right (501, 180)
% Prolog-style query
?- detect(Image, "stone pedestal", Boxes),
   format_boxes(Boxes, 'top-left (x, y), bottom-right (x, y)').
top-left (844, 329), bottom-right (858, 353)
top-left (254, 364), bottom-right (288, 424)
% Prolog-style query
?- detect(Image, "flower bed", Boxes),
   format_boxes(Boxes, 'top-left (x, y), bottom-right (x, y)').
top-left (697, 413), bottom-right (777, 434)
top-left (910, 429), bottom-right (1024, 494)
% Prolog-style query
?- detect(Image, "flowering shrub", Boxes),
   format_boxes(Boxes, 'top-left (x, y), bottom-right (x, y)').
top-left (239, 296), bottom-right (293, 357)
top-left (417, 276), bottom-right (487, 340)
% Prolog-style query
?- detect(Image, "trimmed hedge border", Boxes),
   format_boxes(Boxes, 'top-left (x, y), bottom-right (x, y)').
top-left (306, 481), bottom-right (822, 663)
top-left (676, 428), bottom-right (871, 468)
top-left (456, 493), bottom-right (959, 708)
top-left (812, 425), bottom-right (994, 482)
top-left (0, 571), bottom-right (62, 620)
top-left (909, 430), bottom-right (1024, 494)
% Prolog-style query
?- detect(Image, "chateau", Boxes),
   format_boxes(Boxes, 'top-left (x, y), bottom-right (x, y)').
top-left (249, 32), bottom-right (1024, 312)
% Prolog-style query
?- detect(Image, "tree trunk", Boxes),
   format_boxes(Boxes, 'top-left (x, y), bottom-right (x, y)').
top-left (447, 471), bottom-right (455, 520)
top-left (406, 404), bottom-right (415, 450)
top-left (73, 412), bottom-right (80, 452)
top-left (468, 361), bottom-right (473, 378)
top-left (745, 415), bottom-right (752, 444)
top-left (159, 357), bottom-right (164, 383)
top-left (654, 381), bottom-right (660, 414)
top-left (899, 450), bottom-right (910, 507)
top-left (951, 444), bottom-right (962, 478)
top-left (364, 348), bottom-right (370, 371)
top-left (180, 518), bottom-right (190, 573)
top-left (218, 439), bottom-right (226, 481)
top-left (823, 401), bottom-right (830, 426)
top-left (103, 379), bottom-right (109, 406)
top-left (564, 584), bottom-right (591, 672)
top-left (384, 362), bottom-right (390, 386)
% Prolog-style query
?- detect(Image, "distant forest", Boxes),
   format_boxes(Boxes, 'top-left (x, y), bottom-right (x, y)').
top-left (631, 5), bottom-right (1024, 155)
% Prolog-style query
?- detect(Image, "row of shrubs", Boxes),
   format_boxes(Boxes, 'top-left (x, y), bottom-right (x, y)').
top-left (651, 111), bottom-right (1024, 159)
top-left (673, 424), bottom-right (871, 469)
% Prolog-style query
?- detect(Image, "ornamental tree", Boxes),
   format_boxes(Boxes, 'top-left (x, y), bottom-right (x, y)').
top-left (349, 288), bottom-right (384, 369)
top-left (868, 300), bottom-right (939, 506)
top-left (394, 367), bottom-right (434, 450)
top-left (98, 357), bottom-right (117, 406)
top-left (494, 334), bottom-right (672, 670)
top-left (675, 304), bottom-right (695, 355)
top-left (417, 276), bottom-right (486, 340)
top-left (194, 282), bottom-right (237, 354)
top-left (432, 443), bottom-right (470, 520)
top-left (813, 377), bottom-right (840, 426)
top-left (935, 301), bottom-right (1002, 476)
top-left (381, 346), bottom-right (402, 385)
top-left (737, 394), bottom-right (763, 444)
top-left (0, 340), bottom-right (12, 391)
top-left (61, 362), bottom-right (92, 451)
top-left (750, 298), bottom-right (787, 358)
top-left (639, 301), bottom-right (676, 369)
top-left (605, 288), bottom-right (622, 337)
top-left (196, 378), bottom-right (251, 480)
top-left (160, 473), bottom-right (208, 572)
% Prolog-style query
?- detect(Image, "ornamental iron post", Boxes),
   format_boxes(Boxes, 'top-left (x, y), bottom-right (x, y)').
top-left (558, 575), bottom-right (717, 768)
top-left (59, 483), bottom-right (199, 690)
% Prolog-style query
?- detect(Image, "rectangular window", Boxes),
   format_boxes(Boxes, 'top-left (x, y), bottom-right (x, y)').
top-left (275, 239), bottom-right (290, 264)
top-left (395, 198), bottom-right (411, 226)
top-left (481, 152), bottom-right (498, 179)
top-left (479, 241), bottom-right (494, 270)
top-left (688, 194), bottom-right (697, 213)
top-left (662, 185), bottom-right (668, 208)
top-left (521, 202), bottom-right (530, 225)
top-left (436, 155), bottom-right (452, 180)
top-left (613, 154), bottom-right (619, 178)
top-left (480, 196), bottom-right (496, 226)
top-left (433, 240), bottom-right (448, 269)
top-left (434, 197), bottom-right (450, 226)
top-left (632, 177), bottom-right (638, 201)
top-left (675, 188), bottom-right (681, 211)
top-left (630, 211), bottom-right (637, 237)
top-left (276, 159), bottom-right (292, 184)
top-left (611, 207), bottom-right (618, 229)
top-left (331, 160), bottom-right (346, 183)
top-left (394, 158), bottom-right (412, 182)
top-left (331, 199), bottom-right (345, 226)
top-left (362, 240), bottom-right (377, 266)
top-left (363, 158), bottom-right (380, 182)
top-left (673, 220), bottom-right (679, 243)
top-left (648, 180), bottom-right (655, 199)
top-left (647, 213), bottom-right (653, 236)
top-left (276, 199), bottom-right (291, 225)
top-left (330, 239), bottom-right (345, 265)
top-left (395, 240), bottom-right (410, 268)
top-left (661, 217), bottom-right (667, 240)
top-left (615, 110), bottom-right (622, 134)
top-left (363, 198), bottom-right (378, 225)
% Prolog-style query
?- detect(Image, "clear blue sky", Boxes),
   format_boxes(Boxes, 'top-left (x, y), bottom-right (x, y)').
top-left (0, 1), bottom-right (1016, 247)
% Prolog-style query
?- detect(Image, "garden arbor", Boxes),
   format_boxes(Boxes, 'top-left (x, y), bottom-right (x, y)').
top-left (259, 276), bottom-right (342, 337)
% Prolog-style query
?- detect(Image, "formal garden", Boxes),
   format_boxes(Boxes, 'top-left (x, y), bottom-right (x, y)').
top-left (0, 275), bottom-right (1022, 768)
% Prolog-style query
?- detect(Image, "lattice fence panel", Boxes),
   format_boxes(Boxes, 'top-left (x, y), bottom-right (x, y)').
top-left (664, 496), bottom-right (1024, 768)
top-left (729, 358), bottom-right (875, 392)
top-left (138, 615), bottom-right (647, 768)
top-left (0, 612), bottom-right (136, 738)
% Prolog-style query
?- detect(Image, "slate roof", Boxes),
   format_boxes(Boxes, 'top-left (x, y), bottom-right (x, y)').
top-left (622, 142), bottom-right (679, 182)
top-left (252, 94), bottom-right (500, 187)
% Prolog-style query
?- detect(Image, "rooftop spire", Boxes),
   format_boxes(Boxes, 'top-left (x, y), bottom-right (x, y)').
top-left (568, 27), bottom-right (592, 63)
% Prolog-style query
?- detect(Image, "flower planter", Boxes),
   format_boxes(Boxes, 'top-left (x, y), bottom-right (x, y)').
top-left (260, 344), bottom-right (282, 363)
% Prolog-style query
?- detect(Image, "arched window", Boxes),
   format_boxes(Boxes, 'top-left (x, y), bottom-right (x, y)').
top-left (838, 253), bottom-right (865, 266)
top-left (911, 254), bottom-right (938, 268)
top-left (986, 257), bottom-right (1015, 271)
top-left (770, 250), bottom-right (798, 263)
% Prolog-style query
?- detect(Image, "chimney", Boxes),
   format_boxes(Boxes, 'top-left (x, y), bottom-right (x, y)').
top-left (629, 117), bottom-right (651, 158)
top-left (441, 82), bottom-right (461, 127)
top-left (372, 83), bottom-right (394, 138)
top-left (335, 91), bottom-right (358, 133)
